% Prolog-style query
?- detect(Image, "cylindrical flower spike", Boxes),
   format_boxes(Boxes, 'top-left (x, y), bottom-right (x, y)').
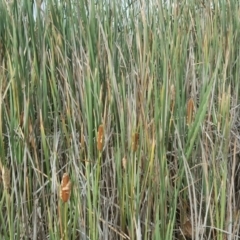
top-left (132, 132), bottom-right (139, 152)
top-left (60, 173), bottom-right (71, 203)
top-left (97, 124), bottom-right (104, 151)
top-left (186, 98), bottom-right (195, 126)
top-left (2, 167), bottom-right (10, 191)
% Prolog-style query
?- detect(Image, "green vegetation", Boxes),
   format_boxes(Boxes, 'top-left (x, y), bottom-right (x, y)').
top-left (0, 0), bottom-right (240, 239)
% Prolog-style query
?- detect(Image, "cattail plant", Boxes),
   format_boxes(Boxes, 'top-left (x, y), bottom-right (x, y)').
top-left (59, 172), bottom-right (72, 240)
top-left (170, 84), bottom-right (176, 113)
top-left (132, 132), bottom-right (139, 152)
top-left (2, 167), bottom-right (10, 192)
top-left (2, 166), bottom-right (12, 239)
top-left (60, 173), bottom-right (72, 203)
top-left (186, 98), bottom-right (195, 126)
top-left (97, 124), bottom-right (104, 151)
top-left (181, 218), bottom-right (193, 239)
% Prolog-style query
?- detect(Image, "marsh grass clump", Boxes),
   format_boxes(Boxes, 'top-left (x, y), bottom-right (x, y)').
top-left (0, 0), bottom-right (240, 239)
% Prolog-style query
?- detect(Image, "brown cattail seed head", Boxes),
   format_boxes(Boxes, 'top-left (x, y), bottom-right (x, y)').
top-left (60, 173), bottom-right (71, 203)
top-left (97, 124), bottom-right (104, 151)
top-left (186, 98), bottom-right (195, 126)
top-left (170, 84), bottom-right (175, 112)
top-left (170, 84), bottom-right (175, 101)
top-left (132, 132), bottom-right (139, 152)
top-left (182, 219), bottom-right (193, 238)
top-left (2, 167), bottom-right (10, 191)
